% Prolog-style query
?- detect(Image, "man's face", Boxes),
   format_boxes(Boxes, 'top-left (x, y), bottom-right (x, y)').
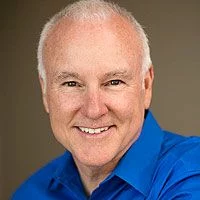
top-left (41, 16), bottom-right (153, 169)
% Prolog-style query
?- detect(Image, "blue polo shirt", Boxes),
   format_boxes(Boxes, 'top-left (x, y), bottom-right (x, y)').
top-left (12, 111), bottom-right (200, 199)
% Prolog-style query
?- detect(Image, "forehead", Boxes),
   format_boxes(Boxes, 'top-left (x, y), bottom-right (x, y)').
top-left (43, 15), bottom-right (142, 73)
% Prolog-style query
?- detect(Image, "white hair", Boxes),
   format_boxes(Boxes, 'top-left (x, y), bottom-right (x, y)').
top-left (37, 0), bottom-right (152, 87)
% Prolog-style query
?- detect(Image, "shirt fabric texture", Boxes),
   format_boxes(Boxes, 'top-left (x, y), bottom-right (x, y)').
top-left (12, 111), bottom-right (200, 199)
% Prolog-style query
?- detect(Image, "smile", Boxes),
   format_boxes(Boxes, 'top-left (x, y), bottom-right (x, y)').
top-left (78, 126), bottom-right (110, 134)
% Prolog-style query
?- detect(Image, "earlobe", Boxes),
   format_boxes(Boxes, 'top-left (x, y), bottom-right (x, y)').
top-left (144, 66), bottom-right (154, 109)
top-left (39, 76), bottom-right (49, 113)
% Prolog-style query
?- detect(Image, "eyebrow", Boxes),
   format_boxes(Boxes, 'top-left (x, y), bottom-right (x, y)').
top-left (103, 70), bottom-right (132, 80)
top-left (53, 69), bottom-right (133, 82)
top-left (54, 71), bottom-right (80, 82)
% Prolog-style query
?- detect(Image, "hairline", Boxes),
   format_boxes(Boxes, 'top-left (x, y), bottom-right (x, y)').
top-left (37, 0), bottom-right (152, 90)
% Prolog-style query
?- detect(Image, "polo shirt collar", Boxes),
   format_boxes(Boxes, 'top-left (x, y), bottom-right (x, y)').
top-left (112, 110), bottom-right (164, 196)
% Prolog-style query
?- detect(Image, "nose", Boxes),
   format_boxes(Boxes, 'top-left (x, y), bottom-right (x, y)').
top-left (81, 88), bottom-right (108, 120)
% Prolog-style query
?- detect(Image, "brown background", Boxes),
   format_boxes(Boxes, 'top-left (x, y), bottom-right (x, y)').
top-left (1, 0), bottom-right (200, 199)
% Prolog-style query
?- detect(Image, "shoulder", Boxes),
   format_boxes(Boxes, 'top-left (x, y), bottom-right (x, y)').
top-left (11, 152), bottom-right (67, 200)
top-left (161, 131), bottom-right (200, 171)
top-left (151, 132), bottom-right (200, 199)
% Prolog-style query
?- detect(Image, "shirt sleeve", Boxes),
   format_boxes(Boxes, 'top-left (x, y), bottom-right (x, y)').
top-left (160, 171), bottom-right (200, 200)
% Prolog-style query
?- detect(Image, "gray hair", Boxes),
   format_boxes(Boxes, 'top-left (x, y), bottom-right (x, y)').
top-left (37, 0), bottom-right (152, 86)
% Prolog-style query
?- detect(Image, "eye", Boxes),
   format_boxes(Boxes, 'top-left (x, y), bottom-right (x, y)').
top-left (105, 79), bottom-right (124, 86)
top-left (110, 80), bottom-right (122, 85)
top-left (62, 81), bottom-right (78, 87)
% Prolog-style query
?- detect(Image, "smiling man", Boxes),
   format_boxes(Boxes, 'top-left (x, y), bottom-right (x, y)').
top-left (12, 0), bottom-right (200, 199)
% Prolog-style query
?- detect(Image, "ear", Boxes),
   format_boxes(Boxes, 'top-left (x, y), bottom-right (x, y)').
top-left (143, 66), bottom-right (154, 109)
top-left (39, 76), bottom-right (49, 113)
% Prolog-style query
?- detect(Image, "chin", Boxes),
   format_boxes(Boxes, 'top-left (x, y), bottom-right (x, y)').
top-left (72, 149), bottom-right (120, 169)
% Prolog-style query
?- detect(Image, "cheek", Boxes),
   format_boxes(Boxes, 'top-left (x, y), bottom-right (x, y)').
top-left (47, 92), bottom-right (82, 145)
top-left (47, 92), bottom-right (81, 138)
top-left (108, 89), bottom-right (144, 119)
top-left (48, 92), bottom-right (81, 115)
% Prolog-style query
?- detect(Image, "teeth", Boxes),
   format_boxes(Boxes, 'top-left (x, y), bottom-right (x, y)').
top-left (88, 129), bottom-right (95, 134)
top-left (79, 127), bottom-right (109, 134)
top-left (85, 128), bottom-right (89, 133)
top-left (95, 128), bottom-right (101, 134)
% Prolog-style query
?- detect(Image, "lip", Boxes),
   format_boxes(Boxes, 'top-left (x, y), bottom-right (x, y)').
top-left (74, 125), bottom-right (115, 138)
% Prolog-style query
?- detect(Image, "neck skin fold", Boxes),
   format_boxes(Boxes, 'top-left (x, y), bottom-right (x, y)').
top-left (74, 156), bottom-right (120, 196)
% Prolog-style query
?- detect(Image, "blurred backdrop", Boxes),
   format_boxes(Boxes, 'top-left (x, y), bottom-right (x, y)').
top-left (1, 0), bottom-right (200, 199)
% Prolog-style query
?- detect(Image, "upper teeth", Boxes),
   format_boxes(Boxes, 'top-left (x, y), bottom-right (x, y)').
top-left (79, 127), bottom-right (109, 134)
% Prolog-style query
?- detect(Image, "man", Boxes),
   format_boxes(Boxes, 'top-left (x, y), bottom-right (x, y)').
top-left (12, 0), bottom-right (200, 199)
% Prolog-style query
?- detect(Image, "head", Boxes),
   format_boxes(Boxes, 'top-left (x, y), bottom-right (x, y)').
top-left (38, 0), bottom-right (154, 169)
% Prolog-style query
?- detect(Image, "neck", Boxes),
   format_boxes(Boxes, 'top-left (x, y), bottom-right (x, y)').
top-left (74, 158), bottom-right (120, 196)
